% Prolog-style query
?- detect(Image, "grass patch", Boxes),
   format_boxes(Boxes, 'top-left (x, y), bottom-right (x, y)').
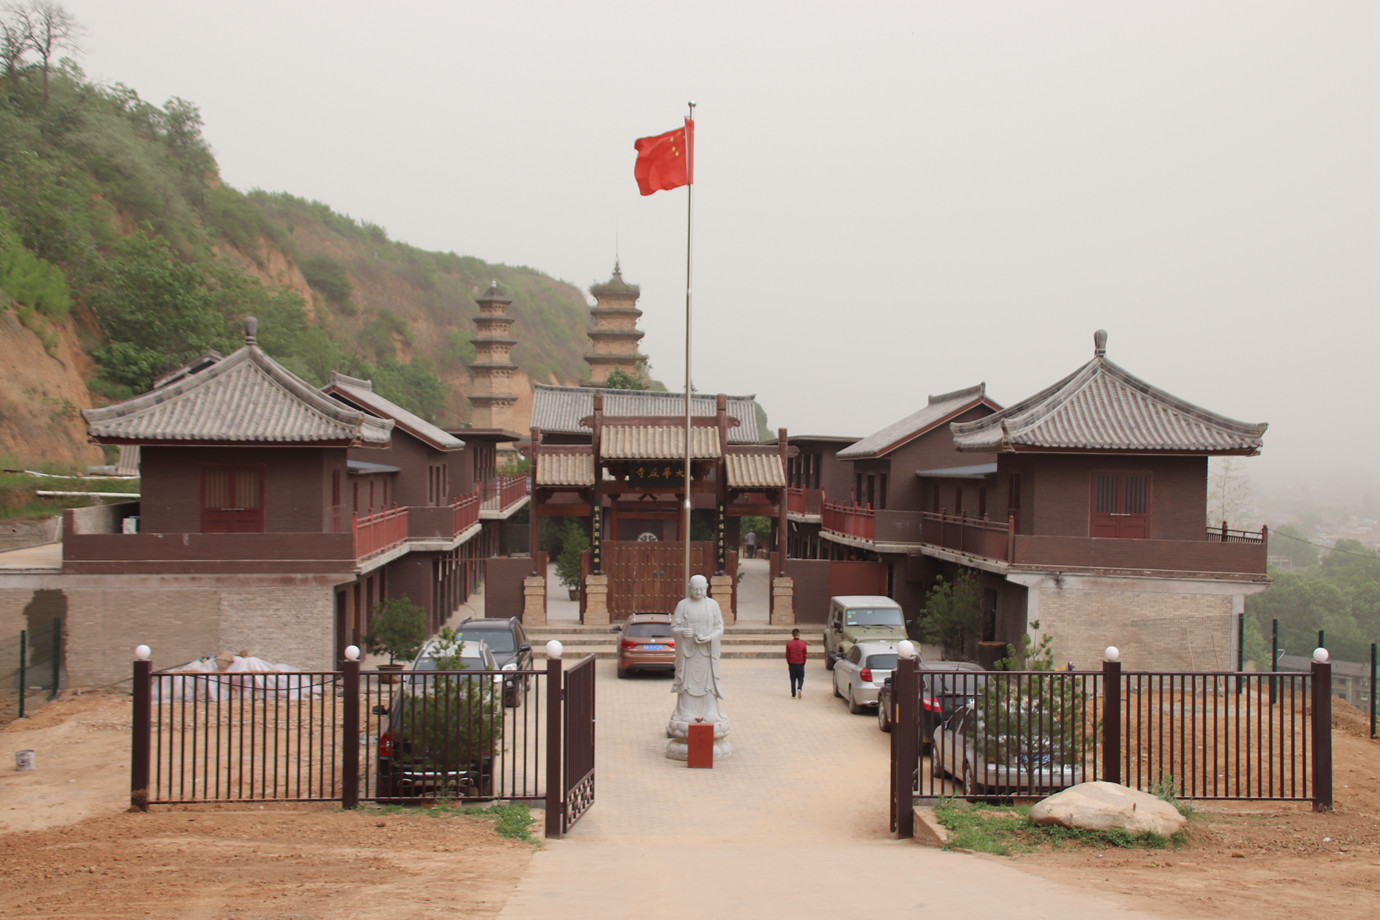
top-left (932, 798), bottom-right (1187, 855)
top-left (0, 472), bottom-right (140, 521)
top-left (365, 801), bottom-right (538, 844)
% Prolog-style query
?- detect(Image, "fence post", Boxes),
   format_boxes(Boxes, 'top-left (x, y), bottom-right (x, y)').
top-left (1102, 653), bottom-right (1122, 786)
top-left (1270, 619), bottom-right (1279, 705)
top-left (544, 647), bottom-right (564, 840)
top-left (1311, 655), bottom-right (1333, 812)
top-left (131, 649), bottom-right (152, 812)
top-left (342, 650), bottom-right (361, 809)
top-left (50, 617), bottom-right (61, 700)
top-left (1371, 643), bottom-right (1377, 740)
top-left (891, 647), bottom-right (919, 838)
top-left (17, 629), bottom-right (26, 719)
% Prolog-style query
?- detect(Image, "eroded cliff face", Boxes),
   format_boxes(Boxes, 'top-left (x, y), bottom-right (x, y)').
top-left (0, 311), bottom-right (103, 471)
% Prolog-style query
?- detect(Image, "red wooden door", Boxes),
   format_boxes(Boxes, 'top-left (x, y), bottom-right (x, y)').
top-left (1090, 473), bottom-right (1149, 538)
top-left (201, 466), bottom-right (266, 533)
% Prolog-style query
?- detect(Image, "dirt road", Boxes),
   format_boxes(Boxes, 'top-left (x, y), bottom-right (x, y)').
top-left (2, 691), bottom-right (1378, 919)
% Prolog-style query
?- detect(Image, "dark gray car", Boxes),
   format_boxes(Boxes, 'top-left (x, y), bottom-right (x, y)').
top-left (456, 617), bottom-right (532, 706)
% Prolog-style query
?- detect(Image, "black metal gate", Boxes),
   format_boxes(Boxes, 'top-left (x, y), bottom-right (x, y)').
top-left (546, 654), bottom-right (596, 837)
top-left (889, 656), bottom-right (1335, 838)
top-left (131, 652), bottom-right (600, 832)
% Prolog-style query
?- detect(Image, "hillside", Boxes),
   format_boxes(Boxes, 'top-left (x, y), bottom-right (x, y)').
top-left (0, 30), bottom-right (597, 471)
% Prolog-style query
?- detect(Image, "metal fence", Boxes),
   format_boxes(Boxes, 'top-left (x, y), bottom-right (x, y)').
top-left (130, 654), bottom-right (596, 832)
top-left (1, 619), bottom-right (62, 723)
top-left (891, 657), bottom-right (1334, 837)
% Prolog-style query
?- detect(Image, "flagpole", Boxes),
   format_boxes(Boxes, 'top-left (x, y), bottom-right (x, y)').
top-left (682, 100), bottom-right (695, 594)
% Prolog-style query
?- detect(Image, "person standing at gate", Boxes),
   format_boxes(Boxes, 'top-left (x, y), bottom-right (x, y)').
top-left (786, 628), bottom-right (808, 698)
top-left (745, 530), bottom-right (757, 559)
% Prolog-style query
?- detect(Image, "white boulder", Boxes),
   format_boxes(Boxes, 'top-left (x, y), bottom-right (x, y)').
top-left (1029, 780), bottom-right (1187, 837)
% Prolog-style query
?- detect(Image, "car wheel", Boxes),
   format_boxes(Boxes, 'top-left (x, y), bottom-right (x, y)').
top-left (832, 675), bottom-right (842, 698)
top-left (877, 701), bottom-right (891, 732)
top-left (848, 689), bottom-right (864, 715)
top-left (930, 752), bottom-right (945, 779)
top-left (616, 664), bottom-right (628, 679)
top-left (824, 652), bottom-right (836, 671)
top-left (962, 762), bottom-right (980, 798)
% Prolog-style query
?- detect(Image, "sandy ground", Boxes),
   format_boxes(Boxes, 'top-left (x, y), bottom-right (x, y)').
top-left (2, 691), bottom-right (1378, 919)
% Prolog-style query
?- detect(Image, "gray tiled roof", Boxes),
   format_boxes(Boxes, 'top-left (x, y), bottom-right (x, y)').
top-left (326, 374), bottom-right (465, 451)
top-left (951, 332), bottom-right (1268, 454)
top-left (726, 451), bottom-right (787, 488)
top-left (535, 450), bottom-right (595, 487)
top-left (838, 384), bottom-right (993, 459)
top-left (83, 346), bottom-right (394, 446)
top-left (530, 384), bottom-right (763, 443)
top-left (601, 426), bottom-right (722, 460)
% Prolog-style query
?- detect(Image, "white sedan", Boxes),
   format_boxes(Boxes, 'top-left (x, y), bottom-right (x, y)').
top-left (831, 640), bottom-right (899, 714)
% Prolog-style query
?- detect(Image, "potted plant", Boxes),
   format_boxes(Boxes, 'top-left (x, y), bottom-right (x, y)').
top-left (363, 596), bottom-right (428, 678)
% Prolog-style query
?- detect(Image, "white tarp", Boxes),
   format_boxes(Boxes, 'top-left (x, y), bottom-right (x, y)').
top-left (155, 656), bottom-right (327, 702)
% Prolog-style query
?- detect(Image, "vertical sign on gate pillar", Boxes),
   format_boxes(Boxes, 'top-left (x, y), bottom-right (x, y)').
top-left (715, 502), bottom-right (726, 574)
top-left (591, 506), bottom-right (603, 574)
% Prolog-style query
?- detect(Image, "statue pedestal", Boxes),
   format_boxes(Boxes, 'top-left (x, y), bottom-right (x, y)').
top-left (523, 575), bottom-right (547, 626)
top-left (665, 714), bottom-right (732, 760)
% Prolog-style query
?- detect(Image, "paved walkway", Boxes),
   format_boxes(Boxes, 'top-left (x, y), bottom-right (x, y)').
top-left (395, 561), bottom-right (1162, 917)
top-left (498, 660), bottom-right (1168, 920)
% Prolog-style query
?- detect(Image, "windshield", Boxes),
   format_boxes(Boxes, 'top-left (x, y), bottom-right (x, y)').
top-left (844, 607), bottom-right (904, 628)
top-left (413, 656), bottom-right (486, 672)
top-left (865, 653), bottom-right (898, 670)
top-left (461, 629), bottom-right (514, 653)
top-left (626, 623), bottom-right (673, 638)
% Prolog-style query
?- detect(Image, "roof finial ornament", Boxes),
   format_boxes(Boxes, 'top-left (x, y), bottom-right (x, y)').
top-left (1094, 329), bottom-right (1107, 357)
top-left (612, 259), bottom-right (622, 280)
top-left (245, 316), bottom-right (258, 346)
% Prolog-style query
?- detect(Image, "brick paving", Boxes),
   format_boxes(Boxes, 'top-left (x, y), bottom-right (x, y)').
top-left (498, 657), bottom-right (1167, 920)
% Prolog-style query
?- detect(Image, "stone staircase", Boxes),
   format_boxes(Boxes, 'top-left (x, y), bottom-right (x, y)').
top-left (527, 623), bottom-right (820, 661)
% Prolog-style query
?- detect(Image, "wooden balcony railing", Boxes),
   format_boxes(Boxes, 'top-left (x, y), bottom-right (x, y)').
top-left (353, 505), bottom-right (408, 560)
top-left (821, 499), bottom-right (874, 542)
top-left (787, 487), bottom-right (824, 517)
top-left (481, 474), bottom-right (529, 513)
top-left (919, 511), bottom-right (1014, 561)
top-left (453, 490), bottom-right (480, 534)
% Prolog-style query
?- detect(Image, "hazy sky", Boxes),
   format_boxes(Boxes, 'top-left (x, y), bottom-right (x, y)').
top-left (60, 1), bottom-right (1378, 485)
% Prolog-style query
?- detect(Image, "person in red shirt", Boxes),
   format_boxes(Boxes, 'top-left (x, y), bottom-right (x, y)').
top-left (785, 628), bottom-right (808, 698)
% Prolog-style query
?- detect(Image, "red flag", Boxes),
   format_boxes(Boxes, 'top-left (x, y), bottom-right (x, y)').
top-left (633, 119), bottom-right (694, 196)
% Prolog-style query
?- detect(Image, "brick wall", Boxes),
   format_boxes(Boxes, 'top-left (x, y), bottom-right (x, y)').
top-left (0, 578), bottom-right (340, 689)
top-left (1033, 584), bottom-right (1234, 671)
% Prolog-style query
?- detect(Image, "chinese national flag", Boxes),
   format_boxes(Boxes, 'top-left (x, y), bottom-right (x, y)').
top-left (633, 119), bottom-right (694, 196)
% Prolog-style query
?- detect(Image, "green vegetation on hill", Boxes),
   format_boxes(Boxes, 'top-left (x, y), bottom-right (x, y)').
top-left (0, 4), bottom-right (593, 435)
top-left (1246, 539), bottom-right (1380, 664)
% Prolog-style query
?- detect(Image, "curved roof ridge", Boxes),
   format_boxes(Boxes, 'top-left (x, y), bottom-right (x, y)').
top-left (84, 345), bottom-right (394, 445)
top-left (951, 342), bottom-right (1266, 454)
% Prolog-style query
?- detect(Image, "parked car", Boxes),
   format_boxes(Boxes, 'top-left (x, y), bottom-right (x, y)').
top-left (455, 616), bottom-right (532, 706)
top-left (616, 613), bottom-right (676, 678)
top-left (822, 595), bottom-right (907, 670)
top-left (374, 637), bottom-right (503, 799)
top-left (877, 660), bottom-right (984, 754)
top-left (931, 701), bottom-right (1084, 797)
top-left (831, 640), bottom-right (899, 714)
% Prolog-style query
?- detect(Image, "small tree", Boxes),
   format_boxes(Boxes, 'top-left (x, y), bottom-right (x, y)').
top-left (981, 621), bottom-right (1089, 773)
top-left (363, 596), bottom-right (427, 664)
top-left (555, 523), bottom-right (589, 591)
top-left (399, 626), bottom-right (503, 793)
top-left (917, 570), bottom-right (983, 658)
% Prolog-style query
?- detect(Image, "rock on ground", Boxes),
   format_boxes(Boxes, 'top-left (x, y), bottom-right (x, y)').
top-left (1029, 780), bottom-right (1187, 837)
